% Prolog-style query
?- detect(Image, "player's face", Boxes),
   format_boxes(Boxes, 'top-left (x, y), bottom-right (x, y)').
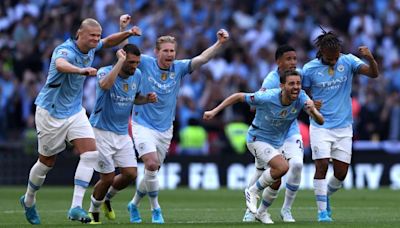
top-left (155, 42), bottom-right (176, 69)
top-left (277, 51), bottom-right (297, 71)
top-left (321, 48), bottom-right (340, 66)
top-left (122, 53), bottom-right (140, 76)
top-left (283, 75), bottom-right (301, 101)
top-left (79, 25), bottom-right (102, 49)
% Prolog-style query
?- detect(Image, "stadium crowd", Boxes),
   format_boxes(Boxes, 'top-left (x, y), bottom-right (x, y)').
top-left (1, 0), bottom-right (399, 154)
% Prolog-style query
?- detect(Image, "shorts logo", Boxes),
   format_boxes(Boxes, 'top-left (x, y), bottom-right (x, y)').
top-left (43, 145), bottom-right (49, 153)
top-left (139, 143), bottom-right (145, 151)
top-left (98, 161), bottom-right (105, 169)
top-left (313, 146), bottom-right (319, 153)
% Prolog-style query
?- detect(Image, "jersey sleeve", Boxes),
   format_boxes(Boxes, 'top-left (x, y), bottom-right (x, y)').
top-left (54, 48), bottom-right (75, 63)
top-left (299, 90), bottom-right (311, 110)
top-left (95, 40), bottom-right (103, 51)
top-left (176, 59), bottom-right (192, 77)
top-left (244, 91), bottom-right (271, 106)
top-left (347, 54), bottom-right (365, 73)
top-left (96, 67), bottom-right (111, 90)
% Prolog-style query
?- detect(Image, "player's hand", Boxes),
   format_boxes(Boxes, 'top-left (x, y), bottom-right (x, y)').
top-left (217, 29), bottom-right (229, 44)
top-left (128, 26), bottom-right (142, 36)
top-left (358, 46), bottom-right (374, 61)
top-left (120, 14), bottom-right (131, 30)
top-left (80, 67), bottom-right (97, 76)
top-left (147, 92), bottom-right (158, 103)
top-left (304, 100), bottom-right (316, 112)
top-left (203, 110), bottom-right (217, 120)
top-left (314, 100), bottom-right (322, 111)
top-left (116, 49), bottom-right (126, 61)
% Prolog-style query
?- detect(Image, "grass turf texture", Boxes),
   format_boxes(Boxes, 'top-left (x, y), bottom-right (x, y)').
top-left (1, 186), bottom-right (399, 227)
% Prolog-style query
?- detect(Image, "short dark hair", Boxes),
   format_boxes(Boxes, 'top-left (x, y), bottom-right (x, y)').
top-left (275, 45), bottom-right (296, 61)
top-left (123, 44), bottom-right (141, 56)
top-left (314, 28), bottom-right (341, 59)
top-left (280, 69), bottom-right (301, 84)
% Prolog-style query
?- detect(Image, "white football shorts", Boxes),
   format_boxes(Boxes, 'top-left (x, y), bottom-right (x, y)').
top-left (93, 127), bottom-right (137, 174)
top-left (282, 134), bottom-right (304, 161)
top-left (131, 121), bottom-right (173, 164)
top-left (247, 141), bottom-right (283, 169)
top-left (35, 106), bottom-right (95, 156)
top-left (310, 125), bottom-right (353, 164)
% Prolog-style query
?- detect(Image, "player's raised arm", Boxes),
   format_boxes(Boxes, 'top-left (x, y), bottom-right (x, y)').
top-left (134, 92), bottom-right (158, 104)
top-left (55, 58), bottom-right (97, 76)
top-left (357, 46), bottom-right (379, 78)
top-left (203, 92), bottom-right (245, 120)
top-left (102, 24), bottom-right (141, 48)
top-left (99, 49), bottom-right (126, 90)
top-left (304, 100), bottom-right (324, 125)
top-left (119, 14), bottom-right (131, 47)
top-left (190, 29), bottom-right (229, 72)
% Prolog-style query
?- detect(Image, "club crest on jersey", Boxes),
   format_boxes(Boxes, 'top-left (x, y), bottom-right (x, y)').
top-left (279, 110), bottom-right (288, 117)
top-left (161, 73), bottom-right (168, 81)
top-left (337, 64), bottom-right (344, 72)
top-left (131, 83), bottom-right (136, 91)
top-left (82, 57), bottom-right (90, 66)
top-left (123, 83), bottom-right (129, 92)
top-left (169, 72), bottom-right (175, 79)
top-left (291, 107), bottom-right (297, 113)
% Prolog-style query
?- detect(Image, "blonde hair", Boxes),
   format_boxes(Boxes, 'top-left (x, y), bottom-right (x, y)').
top-left (76, 18), bottom-right (101, 39)
top-left (156, 36), bottom-right (177, 50)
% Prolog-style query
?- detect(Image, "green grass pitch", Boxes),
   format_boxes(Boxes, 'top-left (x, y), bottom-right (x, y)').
top-left (1, 186), bottom-right (399, 227)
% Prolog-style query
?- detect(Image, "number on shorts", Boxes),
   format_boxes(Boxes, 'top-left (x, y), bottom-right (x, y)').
top-left (296, 139), bottom-right (303, 149)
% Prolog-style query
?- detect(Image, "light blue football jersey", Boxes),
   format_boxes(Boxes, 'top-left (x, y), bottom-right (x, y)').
top-left (35, 38), bottom-right (103, 118)
top-left (261, 68), bottom-right (303, 138)
top-left (132, 54), bottom-right (191, 131)
top-left (245, 89), bottom-right (310, 148)
top-left (89, 66), bottom-right (142, 135)
top-left (302, 54), bottom-right (364, 129)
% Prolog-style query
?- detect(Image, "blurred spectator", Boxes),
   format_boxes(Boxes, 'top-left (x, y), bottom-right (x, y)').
top-left (0, 0), bottom-right (398, 154)
top-left (224, 119), bottom-right (248, 155)
top-left (178, 118), bottom-right (208, 156)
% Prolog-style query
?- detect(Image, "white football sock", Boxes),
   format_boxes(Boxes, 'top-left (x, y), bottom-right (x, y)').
top-left (89, 194), bottom-right (104, 213)
top-left (313, 179), bottom-right (327, 212)
top-left (71, 151), bottom-right (97, 208)
top-left (105, 186), bottom-right (119, 201)
top-left (25, 160), bottom-right (52, 207)
top-left (258, 187), bottom-right (279, 214)
top-left (131, 177), bottom-right (147, 206)
top-left (144, 169), bottom-right (160, 210)
top-left (327, 175), bottom-right (342, 196)
top-left (282, 158), bottom-right (302, 209)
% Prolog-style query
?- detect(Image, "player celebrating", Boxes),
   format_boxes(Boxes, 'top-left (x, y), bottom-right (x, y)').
top-left (87, 44), bottom-right (157, 224)
top-left (204, 70), bottom-right (324, 224)
top-left (243, 45), bottom-right (309, 223)
top-left (110, 29), bottom-right (229, 224)
top-left (19, 17), bottom-right (141, 224)
top-left (302, 30), bottom-right (379, 222)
